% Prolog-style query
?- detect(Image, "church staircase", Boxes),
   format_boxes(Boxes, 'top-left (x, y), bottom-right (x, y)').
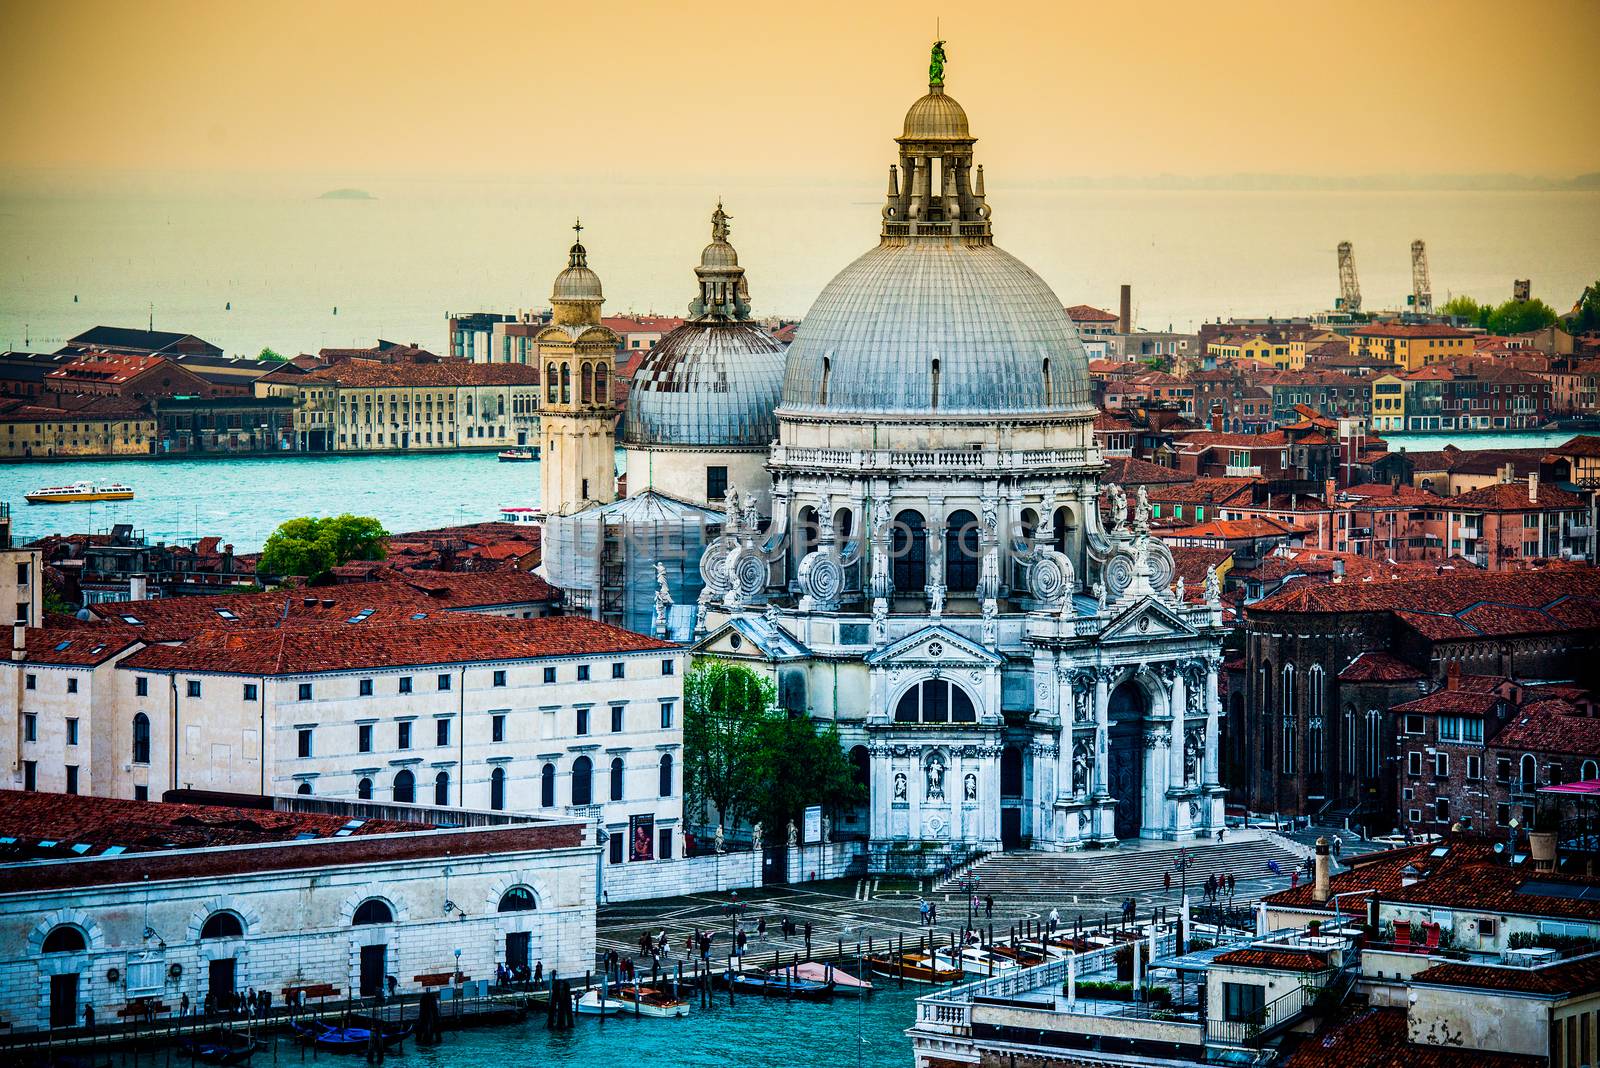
top-left (935, 836), bottom-right (1304, 896)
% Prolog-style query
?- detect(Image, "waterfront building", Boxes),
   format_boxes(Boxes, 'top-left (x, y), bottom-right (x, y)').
top-left (1239, 565), bottom-right (1600, 826)
top-left (447, 310), bottom-right (551, 365)
top-left (0, 790), bottom-right (594, 1033)
top-left (34, 524), bottom-right (259, 604)
top-left (0, 398), bottom-right (158, 459)
top-left (152, 395), bottom-right (297, 454)
top-left (684, 48), bottom-right (1228, 861)
top-left (535, 227), bottom-right (621, 515)
top-left (1351, 322), bottom-right (1474, 372)
top-left (57, 326), bottom-right (223, 360)
top-left (1, 505), bottom-right (43, 628)
top-left (1439, 473), bottom-right (1591, 567)
top-left (256, 360), bottom-right (541, 452)
top-left (1065, 304), bottom-right (1119, 336)
top-left (41, 354), bottom-right (216, 410)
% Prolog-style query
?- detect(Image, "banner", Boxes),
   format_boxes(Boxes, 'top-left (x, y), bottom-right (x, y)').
top-left (629, 813), bottom-right (655, 861)
top-left (803, 805), bottom-right (822, 845)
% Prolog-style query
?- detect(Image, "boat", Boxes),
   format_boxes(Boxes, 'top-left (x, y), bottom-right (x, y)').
top-left (289, 1020), bottom-right (412, 1052)
top-left (771, 960), bottom-right (872, 994)
top-left (718, 966), bottom-right (834, 1001)
top-left (933, 942), bottom-right (1045, 976)
top-left (497, 447), bottom-right (539, 462)
top-left (25, 481), bottom-right (135, 504)
top-left (602, 983), bottom-right (690, 1018)
top-left (865, 951), bottom-right (964, 984)
top-left (574, 988), bottom-right (628, 1016)
top-left (178, 1030), bottom-right (256, 1065)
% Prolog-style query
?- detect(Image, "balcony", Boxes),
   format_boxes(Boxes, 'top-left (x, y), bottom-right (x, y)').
top-left (1225, 464), bottom-right (1262, 477)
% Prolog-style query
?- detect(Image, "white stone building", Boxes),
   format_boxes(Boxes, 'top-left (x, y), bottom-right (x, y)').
top-left (0, 791), bottom-right (594, 1032)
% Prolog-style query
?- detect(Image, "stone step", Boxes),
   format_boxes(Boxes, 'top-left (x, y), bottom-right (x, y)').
top-left (937, 839), bottom-right (1304, 896)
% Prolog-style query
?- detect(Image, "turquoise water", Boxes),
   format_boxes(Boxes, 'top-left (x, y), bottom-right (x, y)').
top-left (0, 452), bottom-right (540, 552)
top-left (1380, 429), bottom-right (1581, 452)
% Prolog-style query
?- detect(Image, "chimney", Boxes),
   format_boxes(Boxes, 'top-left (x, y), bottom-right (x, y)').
top-left (1119, 284), bottom-right (1132, 334)
top-left (1210, 402), bottom-right (1224, 433)
top-left (1446, 661), bottom-right (1461, 690)
top-left (128, 573), bottom-right (147, 602)
top-left (1312, 837), bottom-right (1332, 903)
top-left (1527, 472), bottom-right (1538, 504)
top-left (1325, 478), bottom-right (1336, 507)
top-left (11, 622), bottom-right (26, 662)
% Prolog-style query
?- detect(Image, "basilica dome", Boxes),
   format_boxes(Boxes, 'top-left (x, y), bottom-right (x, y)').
top-left (778, 66), bottom-right (1093, 421)
top-left (622, 203), bottom-right (784, 450)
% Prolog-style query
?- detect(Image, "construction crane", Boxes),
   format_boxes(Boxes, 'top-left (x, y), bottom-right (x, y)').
top-left (1336, 241), bottom-right (1362, 313)
top-left (1410, 239), bottom-right (1433, 313)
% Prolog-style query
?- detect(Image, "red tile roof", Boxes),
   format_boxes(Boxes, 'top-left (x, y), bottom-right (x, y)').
top-left (1166, 517), bottom-right (1298, 540)
top-left (1353, 323), bottom-right (1474, 339)
top-left (1552, 435), bottom-right (1600, 458)
top-left (300, 359), bottom-right (540, 388)
top-left (1337, 651), bottom-right (1426, 683)
top-left (1066, 304), bottom-right (1119, 323)
top-left (1492, 697), bottom-right (1600, 756)
top-left (1281, 1007), bottom-right (1542, 1068)
top-left (1148, 477), bottom-right (1261, 506)
top-left (1412, 953), bottom-right (1600, 997)
top-left (1103, 456), bottom-right (1190, 485)
top-left (1212, 948), bottom-right (1332, 972)
top-left (1442, 481), bottom-right (1586, 512)
top-left (120, 615), bottom-right (674, 675)
top-left (19, 623), bottom-right (144, 666)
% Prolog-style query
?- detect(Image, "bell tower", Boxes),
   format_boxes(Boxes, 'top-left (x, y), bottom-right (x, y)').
top-left (537, 221), bottom-right (620, 516)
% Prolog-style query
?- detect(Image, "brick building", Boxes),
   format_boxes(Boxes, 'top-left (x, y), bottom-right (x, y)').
top-left (1441, 474), bottom-right (1593, 568)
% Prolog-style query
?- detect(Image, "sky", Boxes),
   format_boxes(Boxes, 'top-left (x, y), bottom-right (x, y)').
top-left (2, 0), bottom-right (1598, 184)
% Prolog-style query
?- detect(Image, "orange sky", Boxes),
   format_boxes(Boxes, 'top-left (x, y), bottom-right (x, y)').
top-left (2, 0), bottom-right (1597, 181)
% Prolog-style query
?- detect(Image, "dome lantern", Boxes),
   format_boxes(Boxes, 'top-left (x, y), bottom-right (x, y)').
top-left (882, 41), bottom-right (990, 243)
top-left (550, 218), bottom-right (604, 325)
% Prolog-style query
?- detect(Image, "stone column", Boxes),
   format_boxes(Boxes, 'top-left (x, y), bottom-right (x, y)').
top-left (1092, 669), bottom-right (1112, 797)
top-left (1168, 668), bottom-right (1187, 789)
top-left (869, 746), bottom-right (891, 844)
top-left (1204, 658), bottom-right (1222, 789)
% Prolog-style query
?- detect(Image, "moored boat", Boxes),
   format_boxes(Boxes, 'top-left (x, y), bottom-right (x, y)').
top-left (718, 966), bottom-right (834, 1001)
top-left (934, 942), bottom-right (1045, 976)
top-left (289, 1021), bottom-right (411, 1052)
top-left (604, 983), bottom-right (690, 1017)
top-left (497, 447), bottom-right (539, 462)
top-left (25, 480), bottom-right (135, 504)
top-left (574, 988), bottom-right (627, 1016)
top-left (865, 951), bottom-right (964, 984)
top-left (178, 1029), bottom-right (256, 1065)
top-left (771, 960), bottom-right (872, 994)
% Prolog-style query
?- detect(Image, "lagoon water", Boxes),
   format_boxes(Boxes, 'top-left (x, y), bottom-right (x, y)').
top-left (2, 175), bottom-right (1597, 357)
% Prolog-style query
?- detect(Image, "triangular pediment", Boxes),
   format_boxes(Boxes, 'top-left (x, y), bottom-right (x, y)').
top-left (1097, 597), bottom-right (1199, 643)
top-left (865, 624), bottom-right (1004, 668)
top-left (693, 615), bottom-right (810, 662)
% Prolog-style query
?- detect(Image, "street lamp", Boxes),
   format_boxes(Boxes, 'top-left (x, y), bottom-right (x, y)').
top-left (955, 873), bottom-right (981, 941)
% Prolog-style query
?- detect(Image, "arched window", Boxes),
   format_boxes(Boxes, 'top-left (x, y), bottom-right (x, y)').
top-left (930, 358), bottom-right (941, 409)
top-left (581, 364), bottom-right (593, 404)
top-left (595, 365), bottom-right (609, 403)
top-left (560, 363), bottom-right (571, 404)
top-left (849, 745), bottom-right (870, 790)
top-left (358, 777), bottom-right (373, 800)
top-left (798, 506), bottom-right (819, 557)
top-left (42, 926), bottom-right (86, 954)
top-left (393, 769), bottom-right (415, 804)
top-left (546, 363), bottom-right (558, 404)
top-left (540, 763), bottom-right (555, 808)
top-left (1307, 666), bottom-right (1325, 775)
top-left (571, 756), bottom-right (592, 806)
top-left (892, 510), bottom-right (927, 593)
top-left (945, 509), bottom-right (980, 592)
top-left (200, 912), bottom-right (244, 940)
top-left (351, 899), bottom-right (393, 926)
top-left (490, 766), bottom-right (506, 811)
top-left (1052, 506), bottom-right (1072, 556)
top-left (1520, 753), bottom-right (1538, 788)
top-left (609, 757), bottom-right (624, 802)
top-left (819, 357), bottom-right (831, 405)
top-left (1344, 705), bottom-right (1358, 777)
top-left (659, 753), bottom-right (673, 798)
top-left (894, 679), bottom-right (977, 724)
top-left (1279, 664), bottom-right (1297, 775)
top-left (1042, 358), bottom-right (1052, 403)
top-left (434, 771), bottom-right (449, 806)
top-left (497, 887), bottom-right (536, 913)
top-left (834, 507), bottom-right (854, 541)
top-left (296, 782), bottom-right (312, 795)
top-left (1583, 759), bottom-right (1599, 781)
top-left (132, 712), bottom-right (150, 764)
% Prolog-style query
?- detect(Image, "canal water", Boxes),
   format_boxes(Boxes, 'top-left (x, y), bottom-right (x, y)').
top-left (0, 428), bottom-right (1585, 552)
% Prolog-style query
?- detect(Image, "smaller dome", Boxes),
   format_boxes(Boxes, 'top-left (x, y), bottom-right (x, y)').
top-left (902, 85), bottom-right (970, 140)
top-left (700, 241), bottom-right (739, 269)
top-left (552, 243), bottom-right (603, 304)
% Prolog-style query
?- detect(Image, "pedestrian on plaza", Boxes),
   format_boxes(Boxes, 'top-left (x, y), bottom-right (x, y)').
top-left (180, 992), bottom-right (190, 1017)
top-left (929, 904), bottom-right (938, 926)
top-left (83, 1004), bottom-right (95, 1032)
top-left (1048, 907), bottom-right (1059, 935)
top-left (1217, 828), bottom-right (1225, 842)
top-left (758, 916), bottom-right (768, 937)
top-left (1333, 837), bottom-right (1343, 859)
top-left (1163, 871), bottom-right (1171, 892)
top-left (918, 900), bottom-right (928, 926)
top-left (641, 931), bottom-right (653, 956)
top-left (736, 929), bottom-right (747, 954)
top-left (1290, 870), bottom-right (1299, 890)
top-left (984, 895), bottom-right (994, 918)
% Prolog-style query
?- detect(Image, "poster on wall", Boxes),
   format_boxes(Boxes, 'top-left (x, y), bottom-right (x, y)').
top-left (803, 805), bottom-right (822, 844)
top-left (630, 813), bottom-right (655, 861)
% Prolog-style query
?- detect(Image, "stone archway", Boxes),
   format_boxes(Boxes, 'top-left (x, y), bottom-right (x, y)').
top-left (1107, 681), bottom-right (1148, 839)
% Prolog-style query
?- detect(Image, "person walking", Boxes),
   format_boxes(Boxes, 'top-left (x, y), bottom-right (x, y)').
top-left (984, 894), bottom-right (994, 919)
top-left (180, 992), bottom-right (190, 1018)
top-left (1163, 870), bottom-right (1172, 892)
top-left (83, 1004), bottom-right (95, 1033)
top-left (1048, 907), bottom-right (1059, 935)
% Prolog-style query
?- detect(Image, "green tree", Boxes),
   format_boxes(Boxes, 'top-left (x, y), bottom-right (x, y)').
top-left (1485, 298), bottom-right (1559, 336)
top-left (258, 347), bottom-right (290, 363)
top-left (1568, 280), bottom-right (1600, 334)
top-left (682, 660), bottom-right (775, 835)
top-left (1438, 294), bottom-right (1486, 325)
top-left (749, 716), bottom-right (864, 836)
top-left (257, 514), bottom-right (387, 579)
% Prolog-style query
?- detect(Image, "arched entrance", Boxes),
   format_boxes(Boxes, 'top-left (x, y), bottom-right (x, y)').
top-left (1107, 682), bottom-right (1148, 840)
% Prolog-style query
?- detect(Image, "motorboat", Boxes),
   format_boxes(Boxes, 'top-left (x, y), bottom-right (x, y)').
top-left (771, 960), bottom-right (872, 994)
top-left (865, 951), bottom-right (964, 984)
top-left (574, 988), bottom-right (627, 1016)
top-left (497, 447), bottom-right (539, 462)
top-left (25, 481), bottom-right (134, 504)
top-left (178, 1030), bottom-right (256, 1065)
top-left (602, 983), bottom-right (690, 1018)
top-left (289, 1020), bottom-right (411, 1052)
top-left (718, 966), bottom-right (833, 1001)
top-left (933, 942), bottom-right (1045, 976)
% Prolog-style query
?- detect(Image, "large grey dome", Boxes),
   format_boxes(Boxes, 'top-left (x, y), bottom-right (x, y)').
top-left (778, 241), bottom-right (1094, 418)
top-left (622, 322), bottom-right (784, 448)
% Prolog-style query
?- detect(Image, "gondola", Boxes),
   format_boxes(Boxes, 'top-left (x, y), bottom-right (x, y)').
top-left (178, 1029), bottom-right (256, 1065)
top-left (718, 967), bottom-right (834, 1001)
top-left (290, 1020), bottom-right (412, 1052)
top-left (865, 951), bottom-right (965, 984)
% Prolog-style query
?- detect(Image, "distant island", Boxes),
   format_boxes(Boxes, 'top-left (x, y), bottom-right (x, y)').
top-left (318, 188), bottom-right (375, 200)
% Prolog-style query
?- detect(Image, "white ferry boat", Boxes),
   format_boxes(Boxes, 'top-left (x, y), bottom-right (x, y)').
top-left (25, 481), bottom-right (135, 504)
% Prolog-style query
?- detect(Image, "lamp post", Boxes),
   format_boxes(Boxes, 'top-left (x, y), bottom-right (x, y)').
top-left (955, 873), bottom-right (981, 941)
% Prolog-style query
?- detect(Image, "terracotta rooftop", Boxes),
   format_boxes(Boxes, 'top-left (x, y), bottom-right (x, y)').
top-left (1352, 323), bottom-right (1474, 339)
top-left (1065, 304), bottom-right (1119, 322)
top-left (18, 623), bottom-right (144, 666)
top-left (1281, 1006), bottom-right (1542, 1068)
top-left (1493, 696), bottom-right (1600, 756)
top-left (1412, 953), bottom-right (1600, 997)
top-left (1103, 456), bottom-right (1190, 485)
top-left (1337, 651), bottom-right (1426, 683)
top-left (299, 359), bottom-right (540, 388)
top-left (1147, 477), bottom-right (1260, 506)
top-left (1212, 948), bottom-right (1332, 972)
top-left (1443, 481), bottom-right (1586, 511)
top-left (120, 615), bottom-right (675, 676)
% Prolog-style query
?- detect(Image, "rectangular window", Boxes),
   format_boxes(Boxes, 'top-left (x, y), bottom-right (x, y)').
top-left (438, 673), bottom-right (451, 691)
top-left (1496, 803), bottom-right (1511, 826)
top-left (661, 658), bottom-right (675, 676)
top-left (24, 673), bottom-right (35, 690)
top-left (240, 682), bottom-right (257, 702)
top-left (436, 719), bottom-right (450, 746)
top-left (1404, 714), bottom-right (1424, 735)
top-left (22, 712), bottom-right (40, 742)
top-left (358, 724), bottom-right (373, 753)
top-left (706, 465), bottom-right (728, 501)
top-left (577, 708), bottom-right (590, 736)
top-left (1434, 752), bottom-right (1449, 778)
top-left (608, 832), bottom-right (624, 865)
top-left (134, 785), bottom-right (148, 802)
top-left (1436, 797), bottom-right (1450, 821)
top-left (578, 665), bottom-right (591, 682)
top-left (611, 662), bottom-right (625, 680)
top-left (661, 702), bottom-right (675, 729)
top-left (1439, 716), bottom-right (1460, 742)
top-left (67, 677), bottom-right (78, 694)
top-left (298, 682), bottom-right (313, 701)
top-left (611, 706), bottom-right (624, 733)
top-left (492, 714), bottom-right (506, 743)
top-left (135, 676), bottom-right (149, 697)
top-left (493, 670), bottom-right (507, 687)
top-left (66, 718), bottom-right (78, 746)
top-left (399, 676), bottom-right (413, 694)
top-left (659, 828), bottom-right (673, 860)
top-left (1496, 757), bottom-right (1512, 784)
top-left (297, 728), bottom-right (313, 757)
top-left (544, 666), bottom-right (557, 684)
top-left (1223, 983), bottom-right (1265, 1024)
top-left (1466, 755), bottom-right (1482, 780)
top-left (1478, 917), bottom-right (1498, 938)
top-left (187, 680), bottom-right (201, 698)
top-left (360, 678), bottom-right (373, 696)
top-left (398, 721), bottom-right (412, 749)
top-left (65, 765), bottom-right (79, 795)
top-left (23, 760), bottom-right (36, 791)
top-left (1407, 751), bottom-right (1422, 776)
